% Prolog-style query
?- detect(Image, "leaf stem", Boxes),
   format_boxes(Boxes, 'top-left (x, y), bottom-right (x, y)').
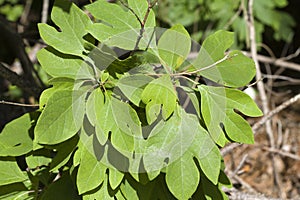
top-left (0, 100), bottom-right (39, 107)
top-left (177, 53), bottom-right (237, 76)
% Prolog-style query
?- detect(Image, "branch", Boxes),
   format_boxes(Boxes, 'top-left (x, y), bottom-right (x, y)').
top-left (0, 63), bottom-right (42, 98)
top-left (252, 93), bottom-right (300, 133)
top-left (0, 16), bottom-right (44, 92)
top-left (242, 51), bottom-right (300, 72)
top-left (0, 100), bottom-right (39, 108)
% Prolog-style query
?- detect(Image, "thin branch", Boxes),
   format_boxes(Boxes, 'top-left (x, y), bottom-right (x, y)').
top-left (0, 100), bottom-right (39, 108)
top-left (230, 154), bottom-right (248, 177)
top-left (133, 0), bottom-right (158, 52)
top-left (280, 47), bottom-right (300, 61)
top-left (177, 54), bottom-right (236, 76)
top-left (41, 0), bottom-right (50, 24)
top-left (119, 0), bottom-right (143, 26)
top-left (263, 147), bottom-right (300, 161)
top-left (252, 93), bottom-right (300, 133)
top-left (0, 63), bottom-right (42, 97)
top-left (248, 0), bottom-right (275, 147)
top-left (242, 51), bottom-right (300, 72)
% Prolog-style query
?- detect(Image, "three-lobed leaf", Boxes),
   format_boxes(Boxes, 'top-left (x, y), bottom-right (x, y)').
top-left (38, 0), bottom-right (92, 56)
top-left (141, 75), bottom-right (177, 124)
top-left (198, 85), bottom-right (263, 146)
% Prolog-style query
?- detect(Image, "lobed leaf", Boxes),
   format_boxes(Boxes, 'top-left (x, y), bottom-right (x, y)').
top-left (38, 0), bottom-right (92, 56)
top-left (197, 85), bottom-right (263, 146)
top-left (141, 75), bottom-right (177, 124)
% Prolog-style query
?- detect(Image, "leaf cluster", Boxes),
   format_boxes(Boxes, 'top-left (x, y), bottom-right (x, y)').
top-left (0, 0), bottom-right (262, 199)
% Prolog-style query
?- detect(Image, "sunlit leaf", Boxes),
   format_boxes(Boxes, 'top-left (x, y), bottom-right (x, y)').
top-left (0, 114), bottom-right (32, 156)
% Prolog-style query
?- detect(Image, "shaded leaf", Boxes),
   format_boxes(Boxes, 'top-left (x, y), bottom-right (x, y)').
top-left (77, 145), bottom-right (107, 194)
top-left (141, 75), bottom-right (177, 123)
top-left (158, 24), bottom-right (191, 69)
top-left (198, 85), bottom-right (262, 146)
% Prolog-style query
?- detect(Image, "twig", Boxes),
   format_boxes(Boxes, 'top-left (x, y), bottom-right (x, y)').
top-left (262, 74), bottom-right (300, 83)
top-left (177, 54), bottom-right (236, 76)
top-left (0, 100), bottom-right (39, 108)
top-left (242, 51), bottom-right (300, 72)
top-left (133, 0), bottom-right (158, 52)
top-left (230, 154), bottom-right (248, 178)
top-left (280, 47), bottom-right (300, 61)
top-left (248, 0), bottom-right (275, 149)
top-left (252, 93), bottom-right (300, 133)
top-left (223, 1), bottom-right (244, 30)
top-left (41, 0), bottom-right (50, 24)
top-left (263, 147), bottom-right (300, 161)
top-left (119, 0), bottom-right (143, 26)
top-left (0, 62), bottom-right (42, 97)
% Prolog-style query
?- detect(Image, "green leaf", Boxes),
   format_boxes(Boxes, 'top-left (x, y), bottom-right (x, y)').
top-left (86, 0), bottom-right (155, 49)
top-left (50, 135), bottom-right (79, 172)
top-left (0, 159), bottom-right (27, 186)
top-left (86, 88), bottom-right (105, 126)
top-left (95, 98), bottom-right (115, 145)
top-left (128, 0), bottom-right (148, 21)
top-left (108, 167), bottom-right (124, 190)
top-left (117, 74), bottom-right (154, 106)
top-left (143, 108), bottom-right (195, 173)
top-left (35, 90), bottom-right (86, 145)
top-left (141, 75), bottom-right (177, 123)
top-left (111, 98), bottom-right (142, 137)
top-left (189, 119), bottom-right (221, 184)
top-left (109, 98), bottom-right (142, 155)
top-left (39, 78), bottom-right (74, 108)
top-left (166, 152), bottom-right (199, 200)
top-left (198, 85), bottom-right (263, 146)
top-left (192, 30), bottom-right (256, 87)
top-left (77, 144), bottom-right (107, 194)
top-left (38, 0), bottom-right (92, 56)
top-left (158, 24), bottom-right (191, 69)
top-left (119, 180), bottom-right (139, 200)
top-left (26, 149), bottom-right (52, 169)
top-left (0, 113), bottom-right (33, 156)
top-left (37, 47), bottom-right (93, 79)
top-left (0, 181), bottom-right (32, 200)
